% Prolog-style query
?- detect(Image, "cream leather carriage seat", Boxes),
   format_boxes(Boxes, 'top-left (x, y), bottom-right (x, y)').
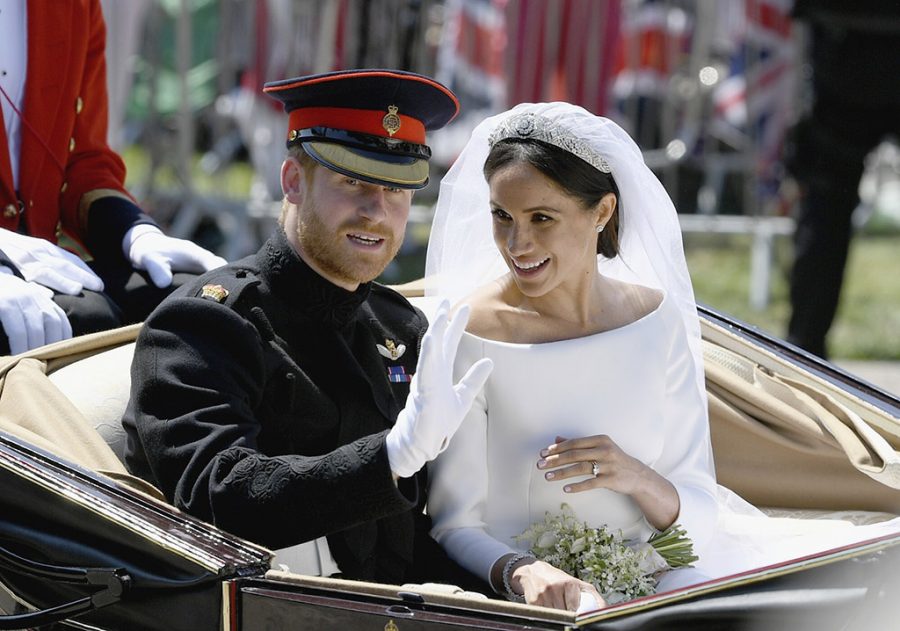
top-left (47, 342), bottom-right (135, 462)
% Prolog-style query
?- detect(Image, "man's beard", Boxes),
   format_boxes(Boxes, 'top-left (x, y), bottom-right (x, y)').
top-left (295, 199), bottom-right (403, 286)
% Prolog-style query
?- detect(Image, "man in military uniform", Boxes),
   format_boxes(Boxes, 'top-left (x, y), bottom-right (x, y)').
top-left (123, 70), bottom-right (493, 585)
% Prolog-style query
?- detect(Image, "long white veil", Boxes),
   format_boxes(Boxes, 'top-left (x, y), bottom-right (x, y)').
top-left (424, 102), bottom-right (706, 405)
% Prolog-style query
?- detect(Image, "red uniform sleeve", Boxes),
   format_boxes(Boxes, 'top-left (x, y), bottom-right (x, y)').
top-left (57, 0), bottom-right (133, 243)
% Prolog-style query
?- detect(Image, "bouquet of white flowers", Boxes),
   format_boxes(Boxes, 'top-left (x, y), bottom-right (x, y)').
top-left (515, 504), bottom-right (698, 605)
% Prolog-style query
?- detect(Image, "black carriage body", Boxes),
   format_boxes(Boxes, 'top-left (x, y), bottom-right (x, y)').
top-left (228, 542), bottom-right (900, 631)
top-left (0, 436), bottom-right (270, 631)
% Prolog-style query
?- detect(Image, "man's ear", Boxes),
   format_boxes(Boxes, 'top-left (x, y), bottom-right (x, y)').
top-left (281, 156), bottom-right (306, 205)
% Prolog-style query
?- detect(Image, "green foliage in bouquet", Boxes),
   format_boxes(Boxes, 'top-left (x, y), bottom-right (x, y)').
top-left (515, 504), bottom-right (698, 604)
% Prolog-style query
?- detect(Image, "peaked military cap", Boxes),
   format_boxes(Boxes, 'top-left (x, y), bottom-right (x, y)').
top-left (263, 69), bottom-right (459, 190)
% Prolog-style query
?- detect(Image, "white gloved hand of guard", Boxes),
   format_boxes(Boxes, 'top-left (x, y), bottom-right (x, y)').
top-left (124, 225), bottom-right (227, 288)
top-left (0, 267), bottom-right (72, 355)
top-left (0, 228), bottom-right (104, 295)
top-left (385, 301), bottom-right (493, 478)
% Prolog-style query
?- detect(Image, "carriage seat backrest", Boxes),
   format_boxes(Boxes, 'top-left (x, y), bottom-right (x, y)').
top-left (47, 342), bottom-right (136, 462)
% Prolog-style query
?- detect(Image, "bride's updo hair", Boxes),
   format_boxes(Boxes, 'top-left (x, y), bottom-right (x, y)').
top-left (483, 138), bottom-right (621, 258)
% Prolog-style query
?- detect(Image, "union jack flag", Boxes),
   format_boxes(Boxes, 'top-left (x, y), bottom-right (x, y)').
top-left (711, 0), bottom-right (796, 206)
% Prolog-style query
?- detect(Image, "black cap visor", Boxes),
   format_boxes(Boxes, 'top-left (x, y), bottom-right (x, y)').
top-left (303, 142), bottom-right (429, 189)
top-left (296, 128), bottom-right (430, 189)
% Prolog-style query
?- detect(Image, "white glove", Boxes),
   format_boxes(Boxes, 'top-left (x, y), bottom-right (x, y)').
top-left (385, 301), bottom-right (493, 478)
top-left (577, 591), bottom-right (601, 614)
top-left (0, 229), bottom-right (104, 295)
top-left (0, 267), bottom-right (72, 355)
top-left (124, 225), bottom-right (227, 288)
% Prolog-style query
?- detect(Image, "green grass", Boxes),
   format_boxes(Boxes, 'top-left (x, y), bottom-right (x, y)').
top-left (685, 233), bottom-right (900, 360)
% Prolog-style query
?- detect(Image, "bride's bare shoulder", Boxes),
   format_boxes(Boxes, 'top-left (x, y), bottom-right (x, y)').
top-left (611, 279), bottom-right (665, 320)
top-left (453, 277), bottom-right (515, 338)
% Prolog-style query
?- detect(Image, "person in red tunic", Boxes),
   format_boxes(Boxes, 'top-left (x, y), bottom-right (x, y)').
top-left (0, 0), bottom-right (225, 355)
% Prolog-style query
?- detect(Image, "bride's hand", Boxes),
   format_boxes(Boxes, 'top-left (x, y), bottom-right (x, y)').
top-left (538, 435), bottom-right (680, 530)
top-left (537, 435), bottom-right (647, 495)
top-left (511, 558), bottom-right (605, 611)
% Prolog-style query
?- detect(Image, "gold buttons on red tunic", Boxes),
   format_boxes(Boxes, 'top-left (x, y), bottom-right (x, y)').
top-left (69, 138), bottom-right (76, 152)
top-left (3, 204), bottom-right (17, 219)
top-left (60, 182), bottom-right (68, 193)
top-left (76, 96), bottom-right (83, 114)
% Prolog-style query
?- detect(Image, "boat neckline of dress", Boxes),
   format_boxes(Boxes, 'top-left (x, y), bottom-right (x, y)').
top-left (461, 290), bottom-right (667, 348)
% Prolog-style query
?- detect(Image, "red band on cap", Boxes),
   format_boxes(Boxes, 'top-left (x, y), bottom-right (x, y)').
top-left (288, 107), bottom-right (426, 144)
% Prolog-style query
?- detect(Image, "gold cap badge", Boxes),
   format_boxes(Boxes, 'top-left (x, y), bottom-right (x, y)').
top-left (382, 105), bottom-right (401, 137)
top-left (200, 284), bottom-right (229, 303)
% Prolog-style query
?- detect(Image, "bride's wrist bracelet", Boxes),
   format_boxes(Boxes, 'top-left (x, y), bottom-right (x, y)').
top-left (501, 552), bottom-right (535, 603)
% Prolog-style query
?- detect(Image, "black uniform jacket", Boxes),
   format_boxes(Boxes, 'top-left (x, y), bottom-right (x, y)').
top-left (123, 229), bottom-right (429, 582)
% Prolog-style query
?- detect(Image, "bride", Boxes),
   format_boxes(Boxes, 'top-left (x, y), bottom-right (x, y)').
top-left (423, 102), bottom-right (900, 611)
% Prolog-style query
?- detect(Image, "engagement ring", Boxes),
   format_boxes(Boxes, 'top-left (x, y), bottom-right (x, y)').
top-left (591, 461), bottom-right (601, 477)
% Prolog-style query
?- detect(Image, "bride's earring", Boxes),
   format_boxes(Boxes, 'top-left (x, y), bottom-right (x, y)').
top-left (596, 224), bottom-right (604, 233)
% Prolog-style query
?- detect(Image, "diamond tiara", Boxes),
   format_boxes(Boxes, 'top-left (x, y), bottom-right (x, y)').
top-left (487, 112), bottom-right (611, 174)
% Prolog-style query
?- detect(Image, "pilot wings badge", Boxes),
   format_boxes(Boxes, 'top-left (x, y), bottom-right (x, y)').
top-left (376, 338), bottom-right (406, 361)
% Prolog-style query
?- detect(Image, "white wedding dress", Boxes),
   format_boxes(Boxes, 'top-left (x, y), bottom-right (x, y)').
top-left (427, 292), bottom-right (900, 593)
top-left (428, 292), bottom-right (721, 587)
